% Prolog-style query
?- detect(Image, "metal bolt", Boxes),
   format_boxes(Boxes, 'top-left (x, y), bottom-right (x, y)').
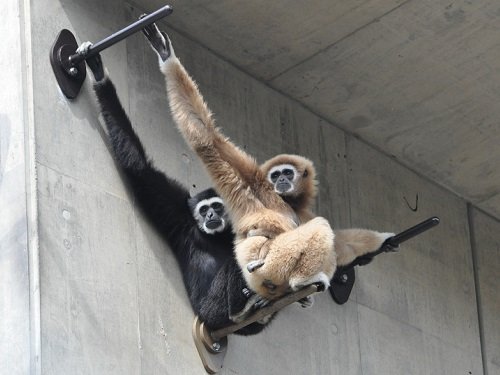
top-left (212, 342), bottom-right (221, 352)
top-left (340, 273), bottom-right (348, 283)
top-left (68, 67), bottom-right (78, 76)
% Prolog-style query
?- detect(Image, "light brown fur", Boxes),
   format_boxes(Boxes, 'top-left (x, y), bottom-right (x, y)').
top-left (159, 47), bottom-right (334, 300)
top-left (260, 156), bottom-right (395, 268)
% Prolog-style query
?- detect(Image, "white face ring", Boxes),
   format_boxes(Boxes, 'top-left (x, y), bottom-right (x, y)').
top-left (193, 197), bottom-right (226, 234)
top-left (267, 164), bottom-right (298, 194)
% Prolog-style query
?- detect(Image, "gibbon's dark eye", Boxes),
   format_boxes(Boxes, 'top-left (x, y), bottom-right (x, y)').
top-left (199, 205), bottom-right (209, 216)
top-left (270, 171), bottom-right (281, 182)
top-left (211, 202), bottom-right (224, 213)
top-left (283, 169), bottom-right (294, 177)
top-left (303, 169), bottom-right (308, 178)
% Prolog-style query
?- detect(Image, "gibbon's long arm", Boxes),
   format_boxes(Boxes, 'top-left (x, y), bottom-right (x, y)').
top-left (93, 78), bottom-right (195, 243)
top-left (160, 56), bottom-right (284, 219)
top-left (93, 77), bottom-right (268, 334)
top-left (159, 49), bottom-right (260, 185)
top-left (85, 46), bottom-right (270, 335)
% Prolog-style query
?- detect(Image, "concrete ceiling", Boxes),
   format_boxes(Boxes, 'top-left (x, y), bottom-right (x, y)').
top-left (137, 0), bottom-right (500, 219)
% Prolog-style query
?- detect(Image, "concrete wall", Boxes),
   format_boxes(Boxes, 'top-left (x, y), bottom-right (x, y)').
top-left (3, 0), bottom-right (498, 373)
top-left (0, 1), bottom-right (35, 374)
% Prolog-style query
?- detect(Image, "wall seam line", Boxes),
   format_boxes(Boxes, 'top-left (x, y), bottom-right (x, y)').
top-left (20, 0), bottom-right (41, 372)
top-left (19, 0), bottom-right (41, 372)
top-left (467, 203), bottom-right (488, 375)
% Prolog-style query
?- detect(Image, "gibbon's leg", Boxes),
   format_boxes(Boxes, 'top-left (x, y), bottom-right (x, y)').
top-left (334, 229), bottom-right (395, 267)
top-left (199, 260), bottom-right (269, 335)
top-left (229, 287), bottom-right (275, 323)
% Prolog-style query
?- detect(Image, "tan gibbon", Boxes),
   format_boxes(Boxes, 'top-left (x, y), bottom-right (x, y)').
top-left (260, 154), bottom-right (395, 267)
top-left (143, 24), bottom-right (336, 300)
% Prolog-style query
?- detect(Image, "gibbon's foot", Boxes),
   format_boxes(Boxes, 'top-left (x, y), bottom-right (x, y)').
top-left (297, 295), bottom-right (314, 309)
top-left (290, 271), bottom-right (330, 292)
top-left (229, 293), bottom-right (271, 323)
top-left (382, 236), bottom-right (400, 252)
top-left (247, 259), bottom-right (265, 273)
top-left (77, 42), bottom-right (105, 82)
top-left (230, 293), bottom-right (261, 323)
top-left (314, 281), bottom-right (328, 292)
top-left (140, 15), bottom-right (171, 62)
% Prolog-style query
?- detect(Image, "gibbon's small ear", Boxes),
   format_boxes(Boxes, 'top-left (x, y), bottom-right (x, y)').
top-left (303, 169), bottom-right (309, 178)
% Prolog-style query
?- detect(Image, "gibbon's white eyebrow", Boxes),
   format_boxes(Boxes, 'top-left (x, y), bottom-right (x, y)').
top-left (195, 197), bottom-right (224, 213)
top-left (267, 164), bottom-right (299, 182)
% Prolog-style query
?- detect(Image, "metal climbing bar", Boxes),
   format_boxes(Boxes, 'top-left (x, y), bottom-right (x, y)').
top-left (50, 5), bottom-right (173, 99)
top-left (68, 6), bottom-right (173, 66)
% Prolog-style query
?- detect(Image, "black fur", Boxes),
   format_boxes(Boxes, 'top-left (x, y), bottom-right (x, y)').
top-left (93, 77), bottom-right (270, 335)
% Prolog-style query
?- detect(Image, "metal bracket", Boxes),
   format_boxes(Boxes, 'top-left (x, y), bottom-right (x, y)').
top-left (192, 318), bottom-right (228, 374)
top-left (329, 267), bottom-right (355, 304)
top-left (192, 284), bottom-right (318, 374)
top-left (329, 216), bottom-right (440, 304)
top-left (50, 29), bottom-right (87, 99)
top-left (49, 5), bottom-right (173, 99)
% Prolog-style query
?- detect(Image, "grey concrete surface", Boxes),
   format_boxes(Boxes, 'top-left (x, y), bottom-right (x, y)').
top-left (471, 209), bottom-right (500, 375)
top-left (0, 1), bottom-right (31, 374)
top-left (2, 0), bottom-right (498, 373)
top-left (270, 0), bottom-right (500, 220)
top-left (347, 137), bottom-right (483, 373)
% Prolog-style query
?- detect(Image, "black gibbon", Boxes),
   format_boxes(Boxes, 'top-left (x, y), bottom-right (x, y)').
top-left (143, 25), bottom-right (337, 300)
top-left (79, 43), bottom-right (273, 334)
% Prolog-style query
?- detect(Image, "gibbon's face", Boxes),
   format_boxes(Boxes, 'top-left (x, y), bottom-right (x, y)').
top-left (192, 196), bottom-right (229, 235)
top-left (267, 164), bottom-right (301, 196)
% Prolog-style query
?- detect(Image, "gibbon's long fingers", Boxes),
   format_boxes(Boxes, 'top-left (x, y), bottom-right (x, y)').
top-left (141, 21), bottom-right (171, 62)
top-left (297, 295), bottom-right (314, 308)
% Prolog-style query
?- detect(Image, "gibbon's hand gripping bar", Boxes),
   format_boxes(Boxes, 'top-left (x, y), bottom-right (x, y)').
top-left (192, 284), bottom-right (319, 374)
top-left (329, 216), bottom-right (440, 304)
top-left (50, 5), bottom-right (173, 99)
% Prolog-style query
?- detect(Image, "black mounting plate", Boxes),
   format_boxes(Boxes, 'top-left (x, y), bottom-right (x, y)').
top-left (329, 267), bottom-right (355, 305)
top-left (50, 29), bottom-right (86, 99)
